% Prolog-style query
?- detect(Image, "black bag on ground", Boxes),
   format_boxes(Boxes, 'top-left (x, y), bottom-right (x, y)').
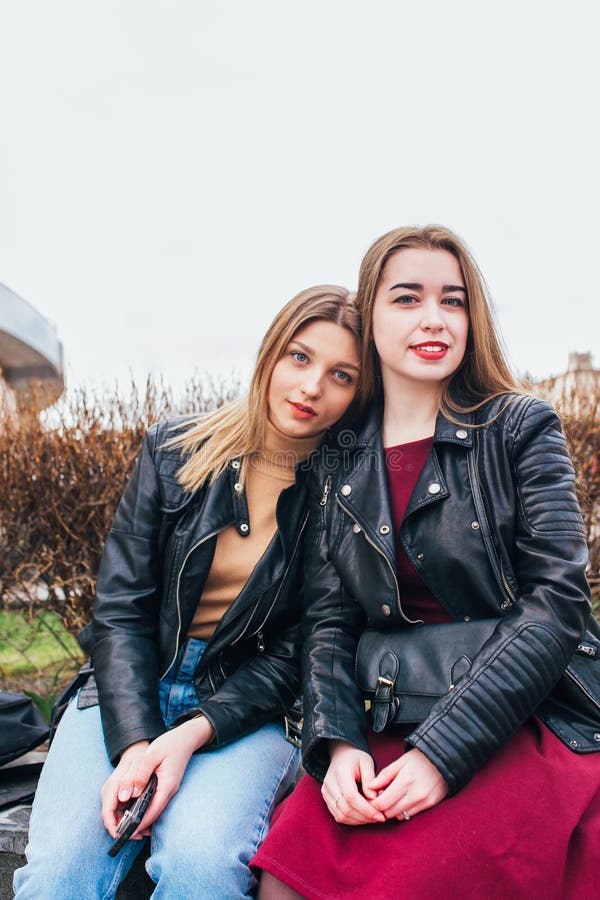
top-left (0, 690), bottom-right (49, 766)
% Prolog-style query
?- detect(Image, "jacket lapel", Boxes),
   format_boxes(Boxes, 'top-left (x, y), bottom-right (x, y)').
top-left (334, 406), bottom-right (396, 566)
top-left (337, 403), bottom-right (475, 556)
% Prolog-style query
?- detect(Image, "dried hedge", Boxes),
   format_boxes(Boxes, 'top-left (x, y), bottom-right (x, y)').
top-left (535, 379), bottom-right (600, 608)
top-left (0, 375), bottom-right (240, 636)
top-left (1, 376), bottom-right (598, 639)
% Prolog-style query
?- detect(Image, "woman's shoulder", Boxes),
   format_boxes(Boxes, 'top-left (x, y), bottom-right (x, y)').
top-left (473, 392), bottom-right (560, 434)
top-left (148, 414), bottom-right (198, 446)
top-left (141, 416), bottom-right (204, 510)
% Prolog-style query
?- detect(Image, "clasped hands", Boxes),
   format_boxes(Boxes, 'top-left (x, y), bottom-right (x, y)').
top-left (323, 741), bottom-right (448, 826)
top-left (100, 716), bottom-right (215, 840)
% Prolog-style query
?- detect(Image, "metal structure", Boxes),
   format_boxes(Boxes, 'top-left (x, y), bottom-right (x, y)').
top-left (0, 282), bottom-right (64, 409)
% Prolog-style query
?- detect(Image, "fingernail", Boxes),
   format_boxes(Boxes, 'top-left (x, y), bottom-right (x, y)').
top-left (118, 790), bottom-right (129, 801)
top-left (132, 785), bottom-right (141, 797)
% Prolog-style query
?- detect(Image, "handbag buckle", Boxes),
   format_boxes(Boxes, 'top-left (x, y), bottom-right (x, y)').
top-left (377, 676), bottom-right (395, 689)
top-left (284, 713), bottom-right (303, 749)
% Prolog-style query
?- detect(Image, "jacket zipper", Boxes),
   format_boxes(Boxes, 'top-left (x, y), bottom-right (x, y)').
top-left (163, 508), bottom-right (308, 681)
top-left (565, 669), bottom-right (600, 714)
top-left (335, 495), bottom-right (416, 624)
top-left (207, 666), bottom-right (217, 692)
top-left (498, 562), bottom-right (516, 605)
top-left (160, 528), bottom-right (222, 679)
top-left (320, 476), bottom-right (332, 524)
top-left (467, 452), bottom-right (516, 607)
top-left (320, 477), bottom-right (331, 504)
top-left (229, 510), bottom-right (309, 647)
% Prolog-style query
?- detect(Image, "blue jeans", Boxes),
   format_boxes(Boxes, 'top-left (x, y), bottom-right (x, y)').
top-left (13, 639), bottom-right (300, 899)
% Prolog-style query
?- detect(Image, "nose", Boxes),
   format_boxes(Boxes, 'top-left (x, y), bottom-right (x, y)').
top-left (301, 370), bottom-right (324, 400)
top-left (420, 298), bottom-right (444, 332)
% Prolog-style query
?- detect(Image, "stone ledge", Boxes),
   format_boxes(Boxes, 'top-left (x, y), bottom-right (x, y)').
top-left (0, 805), bottom-right (31, 857)
top-left (0, 753), bottom-right (152, 899)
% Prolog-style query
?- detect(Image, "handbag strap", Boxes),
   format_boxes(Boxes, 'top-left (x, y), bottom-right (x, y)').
top-left (372, 650), bottom-right (399, 733)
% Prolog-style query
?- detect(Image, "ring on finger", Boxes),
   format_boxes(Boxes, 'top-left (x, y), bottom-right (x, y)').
top-left (333, 794), bottom-right (343, 807)
top-left (402, 809), bottom-right (411, 821)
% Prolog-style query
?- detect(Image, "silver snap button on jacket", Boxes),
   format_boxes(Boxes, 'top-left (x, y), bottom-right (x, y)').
top-left (340, 484), bottom-right (352, 496)
top-left (428, 482), bottom-right (441, 495)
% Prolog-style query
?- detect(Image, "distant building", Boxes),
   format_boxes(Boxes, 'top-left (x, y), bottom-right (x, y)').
top-left (536, 351), bottom-right (600, 406)
top-left (0, 282), bottom-right (64, 414)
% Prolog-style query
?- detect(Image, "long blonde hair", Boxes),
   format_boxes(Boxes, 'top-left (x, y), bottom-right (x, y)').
top-left (355, 225), bottom-right (519, 414)
top-left (168, 285), bottom-right (362, 492)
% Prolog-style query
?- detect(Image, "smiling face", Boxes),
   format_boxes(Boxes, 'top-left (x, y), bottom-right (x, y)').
top-left (372, 247), bottom-right (470, 396)
top-left (267, 319), bottom-right (361, 439)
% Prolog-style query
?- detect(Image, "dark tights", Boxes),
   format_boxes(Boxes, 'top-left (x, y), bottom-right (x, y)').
top-left (257, 872), bottom-right (305, 899)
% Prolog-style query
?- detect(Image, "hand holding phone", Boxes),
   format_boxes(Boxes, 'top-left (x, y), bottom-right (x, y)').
top-left (107, 772), bottom-right (158, 857)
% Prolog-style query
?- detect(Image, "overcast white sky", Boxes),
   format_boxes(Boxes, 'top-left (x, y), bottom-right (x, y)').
top-left (1, 0), bottom-right (598, 399)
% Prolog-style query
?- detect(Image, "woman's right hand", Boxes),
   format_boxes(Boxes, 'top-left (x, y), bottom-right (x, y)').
top-left (323, 741), bottom-right (386, 825)
top-left (101, 740), bottom-right (150, 838)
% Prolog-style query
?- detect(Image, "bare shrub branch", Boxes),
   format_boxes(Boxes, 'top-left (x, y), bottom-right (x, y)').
top-left (0, 374), bottom-right (241, 636)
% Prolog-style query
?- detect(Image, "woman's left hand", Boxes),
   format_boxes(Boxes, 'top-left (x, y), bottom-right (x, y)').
top-left (368, 748), bottom-right (448, 820)
top-left (129, 716), bottom-right (215, 836)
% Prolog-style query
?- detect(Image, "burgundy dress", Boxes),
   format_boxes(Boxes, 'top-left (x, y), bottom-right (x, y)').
top-left (252, 438), bottom-right (600, 899)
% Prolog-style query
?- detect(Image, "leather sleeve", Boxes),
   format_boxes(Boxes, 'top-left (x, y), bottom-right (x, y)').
top-left (92, 425), bottom-right (167, 763)
top-left (301, 466), bottom-right (369, 781)
top-left (406, 397), bottom-right (591, 793)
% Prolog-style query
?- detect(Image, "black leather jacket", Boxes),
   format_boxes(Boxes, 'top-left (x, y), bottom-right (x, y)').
top-left (91, 420), bottom-right (309, 763)
top-left (302, 395), bottom-right (600, 794)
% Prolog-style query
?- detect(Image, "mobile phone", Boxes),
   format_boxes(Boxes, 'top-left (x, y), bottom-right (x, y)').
top-left (107, 772), bottom-right (158, 857)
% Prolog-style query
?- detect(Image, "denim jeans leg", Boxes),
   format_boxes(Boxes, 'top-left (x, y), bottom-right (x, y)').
top-left (12, 697), bottom-right (145, 900)
top-left (14, 637), bottom-right (301, 899)
top-left (148, 638), bottom-right (301, 897)
top-left (147, 721), bottom-right (300, 899)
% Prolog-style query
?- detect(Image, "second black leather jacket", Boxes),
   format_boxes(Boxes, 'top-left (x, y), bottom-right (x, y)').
top-left (91, 419), bottom-right (309, 763)
top-left (302, 395), bottom-right (600, 794)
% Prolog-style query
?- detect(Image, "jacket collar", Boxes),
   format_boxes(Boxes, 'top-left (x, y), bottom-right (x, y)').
top-left (180, 456), bottom-right (309, 564)
top-left (351, 399), bottom-right (474, 450)
top-left (334, 400), bottom-right (473, 565)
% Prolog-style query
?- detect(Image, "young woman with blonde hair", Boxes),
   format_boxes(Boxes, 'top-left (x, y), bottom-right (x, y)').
top-left (14, 285), bottom-right (363, 899)
top-left (254, 226), bottom-right (600, 898)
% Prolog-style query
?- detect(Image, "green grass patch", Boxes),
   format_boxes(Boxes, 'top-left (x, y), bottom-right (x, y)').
top-left (0, 610), bottom-right (84, 676)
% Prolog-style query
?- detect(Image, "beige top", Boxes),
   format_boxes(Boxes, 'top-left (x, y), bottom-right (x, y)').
top-left (187, 422), bottom-right (320, 640)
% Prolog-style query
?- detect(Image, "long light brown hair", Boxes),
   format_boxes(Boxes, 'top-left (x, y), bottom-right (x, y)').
top-left (355, 225), bottom-right (519, 414)
top-left (168, 285), bottom-right (362, 492)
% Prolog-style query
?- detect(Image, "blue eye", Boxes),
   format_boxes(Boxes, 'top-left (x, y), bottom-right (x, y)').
top-left (292, 351), bottom-right (308, 363)
top-left (442, 297), bottom-right (465, 307)
top-left (392, 295), bottom-right (417, 305)
top-left (334, 370), bottom-right (353, 384)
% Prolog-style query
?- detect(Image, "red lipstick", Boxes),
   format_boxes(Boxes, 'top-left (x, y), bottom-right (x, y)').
top-left (410, 341), bottom-right (449, 361)
top-left (289, 401), bottom-right (316, 419)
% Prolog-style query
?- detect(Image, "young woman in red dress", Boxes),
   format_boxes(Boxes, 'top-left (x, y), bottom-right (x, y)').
top-left (253, 226), bottom-right (600, 899)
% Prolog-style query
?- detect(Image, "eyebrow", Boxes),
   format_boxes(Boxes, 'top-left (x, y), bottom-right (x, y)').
top-left (389, 282), bottom-right (467, 294)
top-left (290, 339), bottom-right (360, 372)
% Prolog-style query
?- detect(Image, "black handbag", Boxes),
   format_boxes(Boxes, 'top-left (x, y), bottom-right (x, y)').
top-left (0, 690), bottom-right (49, 767)
top-left (355, 619), bottom-right (501, 732)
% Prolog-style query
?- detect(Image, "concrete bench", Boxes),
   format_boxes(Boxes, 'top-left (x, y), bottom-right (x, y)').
top-left (0, 753), bottom-right (152, 900)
